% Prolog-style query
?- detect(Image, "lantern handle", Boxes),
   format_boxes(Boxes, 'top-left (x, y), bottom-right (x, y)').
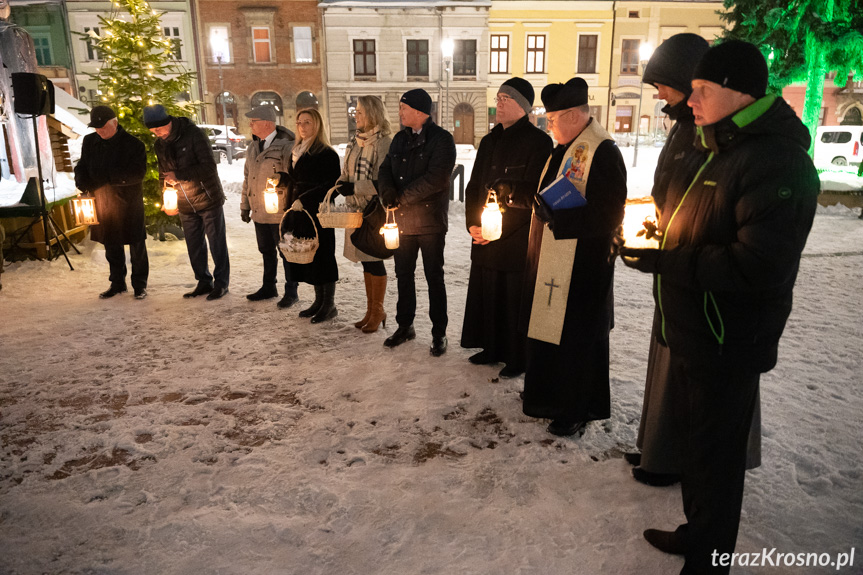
top-left (485, 188), bottom-right (498, 205)
top-left (385, 206), bottom-right (397, 226)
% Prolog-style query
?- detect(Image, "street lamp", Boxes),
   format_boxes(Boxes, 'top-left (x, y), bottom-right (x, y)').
top-left (441, 38), bottom-right (454, 131)
top-left (633, 41), bottom-right (653, 168)
top-left (216, 56), bottom-right (232, 165)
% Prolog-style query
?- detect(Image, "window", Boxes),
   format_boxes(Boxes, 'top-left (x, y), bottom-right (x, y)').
top-left (820, 131), bottom-right (852, 144)
top-left (252, 27), bottom-right (272, 63)
top-left (621, 39), bottom-right (640, 74)
top-left (209, 25), bottom-right (231, 63)
top-left (163, 26), bottom-right (182, 60)
top-left (629, 10), bottom-right (640, 18)
top-left (293, 26), bottom-right (313, 63)
top-left (577, 35), bottom-right (597, 74)
top-left (354, 39), bottom-right (376, 77)
top-left (33, 34), bottom-right (53, 66)
top-left (453, 39), bottom-right (477, 76)
top-left (526, 35), bottom-right (546, 74)
top-left (296, 91), bottom-right (319, 110)
top-left (490, 35), bottom-right (509, 74)
top-left (251, 91), bottom-right (283, 115)
top-left (83, 26), bottom-right (101, 61)
top-left (407, 39), bottom-right (429, 77)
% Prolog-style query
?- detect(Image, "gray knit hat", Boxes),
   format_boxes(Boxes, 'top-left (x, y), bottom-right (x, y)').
top-left (498, 77), bottom-right (534, 114)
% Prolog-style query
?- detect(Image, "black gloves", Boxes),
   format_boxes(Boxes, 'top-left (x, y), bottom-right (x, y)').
top-left (336, 181), bottom-right (355, 196)
top-left (277, 171), bottom-right (294, 189)
top-left (533, 194), bottom-right (554, 226)
top-left (619, 247), bottom-right (662, 274)
top-left (241, 209), bottom-right (251, 223)
top-left (488, 178), bottom-right (514, 206)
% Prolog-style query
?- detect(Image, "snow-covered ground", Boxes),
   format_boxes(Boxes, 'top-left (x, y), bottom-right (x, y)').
top-left (1, 147), bottom-right (861, 575)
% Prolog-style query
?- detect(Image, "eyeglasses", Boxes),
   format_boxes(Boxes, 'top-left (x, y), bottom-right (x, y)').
top-left (546, 109), bottom-right (574, 127)
top-left (495, 95), bottom-right (512, 105)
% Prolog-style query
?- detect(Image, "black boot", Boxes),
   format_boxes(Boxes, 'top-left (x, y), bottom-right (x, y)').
top-left (310, 282), bottom-right (338, 323)
top-left (277, 281), bottom-right (299, 309)
top-left (298, 285), bottom-right (324, 318)
top-left (247, 284), bottom-right (278, 301)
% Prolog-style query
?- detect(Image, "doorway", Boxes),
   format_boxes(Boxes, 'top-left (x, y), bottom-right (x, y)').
top-left (453, 103), bottom-right (474, 145)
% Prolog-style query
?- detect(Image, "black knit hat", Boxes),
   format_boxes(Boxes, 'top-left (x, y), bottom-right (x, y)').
top-left (400, 88), bottom-right (432, 116)
top-left (642, 33), bottom-right (710, 96)
top-left (498, 77), bottom-right (534, 114)
top-left (143, 104), bottom-right (171, 128)
top-left (541, 78), bottom-right (589, 112)
top-left (693, 40), bottom-right (768, 99)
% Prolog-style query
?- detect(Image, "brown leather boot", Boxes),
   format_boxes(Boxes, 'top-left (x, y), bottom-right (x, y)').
top-left (362, 274), bottom-right (388, 333)
top-left (354, 272), bottom-right (373, 329)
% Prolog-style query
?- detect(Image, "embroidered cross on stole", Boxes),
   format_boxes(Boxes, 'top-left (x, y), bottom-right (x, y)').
top-left (527, 120), bottom-right (613, 345)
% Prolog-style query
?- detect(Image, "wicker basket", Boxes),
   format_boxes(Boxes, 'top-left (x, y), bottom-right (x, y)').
top-left (278, 208), bottom-right (319, 264)
top-left (318, 186), bottom-right (363, 229)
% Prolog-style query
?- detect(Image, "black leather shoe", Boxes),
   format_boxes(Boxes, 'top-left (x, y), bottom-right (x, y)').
top-left (277, 294), bottom-right (299, 309)
top-left (184, 283), bottom-right (213, 298)
top-left (643, 526), bottom-right (687, 556)
top-left (246, 284), bottom-right (278, 301)
top-left (99, 285), bottom-right (127, 299)
top-left (547, 419), bottom-right (586, 437)
top-left (632, 466), bottom-right (681, 487)
top-left (430, 336), bottom-right (448, 357)
top-left (468, 350), bottom-right (495, 365)
top-left (499, 364), bottom-right (524, 378)
top-left (206, 286), bottom-right (229, 300)
top-left (624, 452), bottom-right (641, 466)
top-left (384, 325), bottom-right (416, 348)
top-left (134, 288), bottom-right (148, 300)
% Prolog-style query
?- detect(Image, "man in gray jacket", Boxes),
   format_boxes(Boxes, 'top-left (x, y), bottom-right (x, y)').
top-left (239, 105), bottom-right (297, 308)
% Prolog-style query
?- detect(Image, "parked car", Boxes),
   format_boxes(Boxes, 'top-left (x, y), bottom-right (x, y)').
top-left (814, 125), bottom-right (863, 167)
top-left (199, 124), bottom-right (248, 161)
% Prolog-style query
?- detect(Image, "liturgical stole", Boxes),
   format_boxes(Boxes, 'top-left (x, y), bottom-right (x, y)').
top-left (528, 119), bottom-right (613, 345)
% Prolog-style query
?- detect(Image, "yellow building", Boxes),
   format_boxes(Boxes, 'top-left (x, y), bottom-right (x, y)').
top-left (487, 0), bottom-right (724, 136)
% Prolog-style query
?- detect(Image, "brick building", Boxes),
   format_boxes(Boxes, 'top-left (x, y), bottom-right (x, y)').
top-left (193, 0), bottom-right (325, 134)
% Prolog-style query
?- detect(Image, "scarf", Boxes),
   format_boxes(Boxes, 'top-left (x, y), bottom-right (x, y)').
top-left (291, 138), bottom-right (312, 167)
top-left (345, 129), bottom-right (381, 181)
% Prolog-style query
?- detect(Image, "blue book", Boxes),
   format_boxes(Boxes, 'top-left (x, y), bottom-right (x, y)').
top-left (539, 173), bottom-right (587, 211)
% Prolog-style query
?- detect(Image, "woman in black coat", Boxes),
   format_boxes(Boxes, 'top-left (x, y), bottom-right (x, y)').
top-left (284, 108), bottom-right (341, 323)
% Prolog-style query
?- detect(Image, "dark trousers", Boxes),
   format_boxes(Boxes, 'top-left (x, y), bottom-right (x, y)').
top-left (669, 352), bottom-right (760, 574)
top-left (393, 232), bottom-right (447, 338)
top-left (105, 240), bottom-right (149, 291)
top-left (179, 206), bottom-right (230, 289)
top-left (254, 221), bottom-right (294, 288)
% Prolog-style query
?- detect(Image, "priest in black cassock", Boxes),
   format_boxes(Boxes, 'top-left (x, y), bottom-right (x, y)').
top-left (520, 78), bottom-right (627, 437)
top-left (460, 78), bottom-right (552, 379)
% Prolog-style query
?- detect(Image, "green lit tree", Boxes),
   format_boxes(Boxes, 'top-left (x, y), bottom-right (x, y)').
top-left (83, 0), bottom-right (201, 232)
top-left (721, 0), bottom-right (863, 155)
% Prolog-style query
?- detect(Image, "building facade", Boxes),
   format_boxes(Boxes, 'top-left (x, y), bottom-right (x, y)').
top-left (8, 0), bottom-right (78, 96)
top-left (320, 0), bottom-right (491, 146)
top-left (193, 0), bottom-right (325, 132)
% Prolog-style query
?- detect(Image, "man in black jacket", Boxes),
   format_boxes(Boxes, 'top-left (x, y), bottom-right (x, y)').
top-left (620, 41), bottom-right (819, 574)
top-left (74, 106), bottom-right (148, 299)
top-left (461, 78), bottom-right (552, 377)
top-left (145, 104), bottom-right (230, 300)
top-left (378, 89), bottom-right (456, 356)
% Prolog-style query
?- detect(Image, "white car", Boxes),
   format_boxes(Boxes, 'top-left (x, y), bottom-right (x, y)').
top-left (198, 124), bottom-right (248, 161)
top-left (814, 125), bottom-right (863, 167)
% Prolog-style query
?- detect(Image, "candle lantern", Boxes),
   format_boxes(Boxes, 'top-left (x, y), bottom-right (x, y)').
top-left (380, 207), bottom-right (400, 250)
top-left (264, 176), bottom-right (280, 214)
top-left (71, 194), bottom-right (99, 226)
top-left (162, 184), bottom-right (179, 216)
top-left (480, 189), bottom-right (503, 241)
top-left (622, 197), bottom-right (661, 249)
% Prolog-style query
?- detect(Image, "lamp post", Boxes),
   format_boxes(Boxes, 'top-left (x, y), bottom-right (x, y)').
top-left (632, 42), bottom-right (653, 168)
top-left (441, 38), bottom-right (454, 132)
top-left (216, 55), bottom-right (232, 165)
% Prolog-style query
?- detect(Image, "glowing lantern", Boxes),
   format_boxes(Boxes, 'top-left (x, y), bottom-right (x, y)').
top-left (71, 194), bottom-right (99, 226)
top-left (264, 176), bottom-right (280, 214)
top-left (162, 184), bottom-right (179, 215)
top-left (622, 197), bottom-right (661, 249)
top-left (481, 189), bottom-right (503, 241)
top-left (380, 207), bottom-right (400, 250)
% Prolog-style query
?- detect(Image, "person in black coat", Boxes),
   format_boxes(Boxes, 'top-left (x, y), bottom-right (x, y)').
top-left (146, 104), bottom-right (230, 301)
top-left (378, 89), bottom-right (457, 356)
top-left (620, 41), bottom-right (819, 574)
top-left (74, 106), bottom-right (148, 299)
top-left (282, 108), bottom-right (341, 324)
top-left (521, 78), bottom-right (627, 437)
top-left (461, 78), bottom-right (552, 378)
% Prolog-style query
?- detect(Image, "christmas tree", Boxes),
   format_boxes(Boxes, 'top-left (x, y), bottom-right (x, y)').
top-left (721, 0), bottom-right (863, 155)
top-left (83, 0), bottom-right (201, 232)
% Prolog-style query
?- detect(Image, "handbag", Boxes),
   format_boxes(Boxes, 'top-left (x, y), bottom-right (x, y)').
top-left (350, 196), bottom-right (396, 260)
